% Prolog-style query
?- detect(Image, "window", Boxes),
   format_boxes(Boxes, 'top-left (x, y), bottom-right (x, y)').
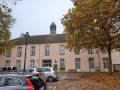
top-left (89, 58), bottom-right (94, 69)
top-left (8, 78), bottom-right (23, 86)
top-left (76, 58), bottom-right (80, 69)
top-left (45, 45), bottom-right (49, 56)
top-left (5, 60), bottom-right (10, 66)
top-left (31, 46), bottom-right (35, 56)
top-left (6, 51), bottom-right (11, 57)
top-left (17, 47), bottom-right (22, 57)
top-left (16, 60), bottom-right (21, 68)
top-left (103, 58), bottom-right (108, 69)
top-left (41, 68), bottom-right (51, 72)
top-left (42, 60), bottom-right (52, 67)
top-left (88, 48), bottom-right (93, 54)
top-left (75, 50), bottom-right (79, 54)
top-left (101, 49), bottom-right (107, 54)
top-left (0, 78), bottom-right (5, 87)
top-left (60, 45), bottom-right (65, 55)
top-left (60, 59), bottom-right (65, 68)
top-left (30, 60), bottom-right (35, 68)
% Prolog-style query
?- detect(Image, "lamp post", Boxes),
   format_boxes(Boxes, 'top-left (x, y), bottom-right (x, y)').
top-left (23, 32), bottom-right (29, 74)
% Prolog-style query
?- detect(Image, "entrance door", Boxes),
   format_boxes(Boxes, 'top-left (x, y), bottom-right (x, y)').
top-left (54, 64), bottom-right (58, 71)
top-left (76, 58), bottom-right (81, 72)
top-left (42, 60), bottom-right (52, 67)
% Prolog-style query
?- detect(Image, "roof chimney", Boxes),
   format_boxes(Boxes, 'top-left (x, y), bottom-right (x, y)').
top-left (20, 33), bottom-right (25, 38)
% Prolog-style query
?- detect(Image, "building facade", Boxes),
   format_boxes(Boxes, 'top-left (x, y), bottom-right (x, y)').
top-left (0, 22), bottom-right (120, 72)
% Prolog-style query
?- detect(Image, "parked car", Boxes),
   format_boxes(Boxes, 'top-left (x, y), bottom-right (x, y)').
top-left (2, 66), bottom-right (17, 72)
top-left (15, 68), bottom-right (42, 75)
top-left (26, 68), bottom-right (42, 74)
top-left (0, 73), bottom-right (47, 90)
top-left (38, 67), bottom-right (59, 82)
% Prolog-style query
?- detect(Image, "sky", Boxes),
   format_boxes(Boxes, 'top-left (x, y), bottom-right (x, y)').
top-left (10, 0), bottom-right (73, 39)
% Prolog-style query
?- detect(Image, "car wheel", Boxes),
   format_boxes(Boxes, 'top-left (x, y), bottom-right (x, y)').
top-left (48, 76), bottom-right (54, 82)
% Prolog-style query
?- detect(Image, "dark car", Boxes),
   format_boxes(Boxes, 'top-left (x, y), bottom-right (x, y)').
top-left (2, 66), bottom-right (17, 72)
top-left (0, 74), bottom-right (47, 90)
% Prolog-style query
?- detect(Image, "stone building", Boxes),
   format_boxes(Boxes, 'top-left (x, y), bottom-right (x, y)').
top-left (0, 22), bottom-right (120, 72)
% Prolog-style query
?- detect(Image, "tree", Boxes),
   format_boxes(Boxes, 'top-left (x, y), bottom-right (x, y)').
top-left (0, 0), bottom-right (21, 6)
top-left (0, 7), bottom-right (15, 54)
top-left (61, 0), bottom-right (120, 75)
top-left (0, 0), bottom-right (21, 54)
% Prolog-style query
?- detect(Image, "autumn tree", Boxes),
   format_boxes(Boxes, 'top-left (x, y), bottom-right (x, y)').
top-left (61, 0), bottom-right (120, 75)
top-left (0, 3), bottom-right (15, 54)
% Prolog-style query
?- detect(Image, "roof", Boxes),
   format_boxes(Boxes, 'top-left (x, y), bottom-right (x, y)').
top-left (50, 22), bottom-right (56, 26)
top-left (14, 34), bottom-right (66, 45)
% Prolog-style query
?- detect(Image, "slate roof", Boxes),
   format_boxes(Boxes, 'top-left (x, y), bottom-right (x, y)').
top-left (14, 34), bottom-right (66, 45)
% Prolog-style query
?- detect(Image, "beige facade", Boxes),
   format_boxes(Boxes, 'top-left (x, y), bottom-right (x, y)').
top-left (0, 42), bottom-right (120, 72)
top-left (0, 23), bottom-right (120, 72)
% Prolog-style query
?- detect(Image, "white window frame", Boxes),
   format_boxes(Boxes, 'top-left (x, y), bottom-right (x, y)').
top-left (89, 58), bottom-right (94, 69)
top-left (75, 50), bottom-right (79, 55)
top-left (5, 60), bottom-right (10, 66)
top-left (88, 48), bottom-right (93, 54)
top-left (60, 45), bottom-right (65, 55)
top-left (76, 58), bottom-right (80, 69)
top-left (101, 49), bottom-right (107, 54)
top-left (17, 47), bottom-right (22, 57)
top-left (6, 51), bottom-right (11, 57)
top-left (30, 60), bottom-right (35, 68)
top-left (45, 45), bottom-right (49, 56)
top-left (103, 58), bottom-right (108, 69)
top-left (16, 60), bottom-right (21, 68)
top-left (31, 46), bottom-right (35, 56)
top-left (60, 59), bottom-right (65, 68)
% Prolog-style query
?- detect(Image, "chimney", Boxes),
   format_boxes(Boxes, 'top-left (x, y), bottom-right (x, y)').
top-left (20, 33), bottom-right (25, 38)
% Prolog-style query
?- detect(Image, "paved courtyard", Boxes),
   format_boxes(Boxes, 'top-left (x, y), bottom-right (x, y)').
top-left (47, 72), bottom-right (120, 90)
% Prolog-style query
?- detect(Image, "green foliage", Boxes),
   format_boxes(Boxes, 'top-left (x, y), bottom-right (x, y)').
top-left (59, 67), bottom-right (65, 70)
top-left (61, 0), bottom-right (120, 75)
top-left (0, 8), bottom-right (15, 55)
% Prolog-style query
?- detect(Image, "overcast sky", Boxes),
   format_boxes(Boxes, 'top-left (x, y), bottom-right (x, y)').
top-left (10, 0), bottom-right (73, 39)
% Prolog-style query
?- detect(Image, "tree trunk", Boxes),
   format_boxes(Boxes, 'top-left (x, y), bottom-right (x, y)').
top-left (107, 46), bottom-right (112, 76)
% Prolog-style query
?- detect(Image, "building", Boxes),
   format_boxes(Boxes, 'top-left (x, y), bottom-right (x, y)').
top-left (0, 22), bottom-right (120, 72)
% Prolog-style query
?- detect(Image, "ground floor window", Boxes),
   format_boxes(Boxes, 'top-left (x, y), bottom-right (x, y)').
top-left (103, 58), bottom-right (108, 69)
top-left (5, 60), bottom-right (10, 66)
top-left (42, 60), bottom-right (52, 67)
top-left (89, 58), bottom-right (94, 70)
top-left (75, 58), bottom-right (80, 69)
top-left (113, 64), bottom-right (120, 72)
top-left (16, 60), bottom-right (21, 68)
top-left (30, 60), bottom-right (35, 68)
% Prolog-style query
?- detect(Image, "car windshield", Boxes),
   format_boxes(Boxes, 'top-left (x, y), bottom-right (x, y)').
top-left (40, 68), bottom-right (51, 72)
top-left (0, 77), bottom-right (5, 87)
